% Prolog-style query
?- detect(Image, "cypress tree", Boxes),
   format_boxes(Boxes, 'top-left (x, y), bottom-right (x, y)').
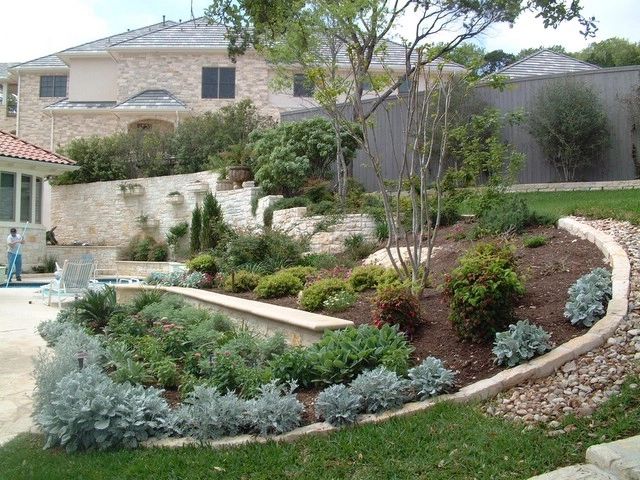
top-left (200, 191), bottom-right (224, 251)
top-left (190, 204), bottom-right (202, 254)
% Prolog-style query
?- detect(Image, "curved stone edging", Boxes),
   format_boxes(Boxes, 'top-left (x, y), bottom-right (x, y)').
top-left (145, 217), bottom-right (630, 449)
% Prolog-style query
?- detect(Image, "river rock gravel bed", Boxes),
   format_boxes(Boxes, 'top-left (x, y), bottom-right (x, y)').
top-left (485, 218), bottom-right (640, 430)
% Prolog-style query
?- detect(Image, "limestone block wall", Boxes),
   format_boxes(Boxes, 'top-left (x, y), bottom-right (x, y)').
top-left (2, 225), bottom-right (47, 271)
top-left (50, 171), bottom-right (220, 246)
top-left (115, 52), bottom-right (279, 119)
top-left (46, 245), bottom-right (119, 272)
top-left (0, 113), bottom-right (16, 132)
top-left (51, 113), bottom-right (125, 149)
top-left (17, 72), bottom-right (68, 149)
top-left (272, 207), bottom-right (377, 254)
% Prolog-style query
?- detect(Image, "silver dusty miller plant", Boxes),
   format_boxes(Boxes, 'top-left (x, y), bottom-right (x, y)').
top-left (407, 357), bottom-right (456, 400)
top-left (492, 320), bottom-right (553, 368)
top-left (349, 367), bottom-right (409, 414)
top-left (36, 365), bottom-right (171, 452)
top-left (315, 384), bottom-right (363, 426)
top-left (564, 267), bottom-right (612, 327)
top-left (171, 386), bottom-right (247, 442)
top-left (246, 380), bottom-right (303, 436)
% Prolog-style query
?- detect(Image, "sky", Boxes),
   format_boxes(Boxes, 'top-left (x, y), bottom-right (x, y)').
top-left (2, 0), bottom-right (639, 63)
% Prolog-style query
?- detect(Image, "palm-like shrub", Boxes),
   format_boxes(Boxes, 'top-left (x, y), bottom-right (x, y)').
top-left (73, 286), bottom-right (122, 332)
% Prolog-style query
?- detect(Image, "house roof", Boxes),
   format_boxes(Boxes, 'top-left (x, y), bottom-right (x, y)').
top-left (12, 54), bottom-right (67, 70)
top-left (0, 63), bottom-right (18, 80)
top-left (0, 130), bottom-right (75, 166)
top-left (494, 49), bottom-right (599, 79)
top-left (60, 20), bottom-right (177, 54)
top-left (110, 18), bottom-right (228, 50)
top-left (44, 99), bottom-right (117, 110)
top-left (12, 20), bottom-right (176, 70)
top-left (114, 89), bottom-right (187, 110)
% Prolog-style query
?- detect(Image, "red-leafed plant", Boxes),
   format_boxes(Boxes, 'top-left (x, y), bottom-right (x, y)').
top-left (372, 285), bottom-right (423, 338)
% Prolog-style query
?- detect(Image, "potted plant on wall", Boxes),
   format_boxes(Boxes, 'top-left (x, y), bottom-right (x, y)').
top-left (166, 191), bottom-right (184, 205)
top-left (214, 144), bottom-right (253, 190)
top-left (118, 182), bottom-right (145, 197)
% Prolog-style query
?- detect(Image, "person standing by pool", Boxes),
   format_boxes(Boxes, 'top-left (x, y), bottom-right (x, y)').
top-left (7, 227), bottom-right (24, 282)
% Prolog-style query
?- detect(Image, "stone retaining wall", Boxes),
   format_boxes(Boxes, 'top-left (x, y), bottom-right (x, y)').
top-left (508, 180), bottom-right (640, 192)
top-left (273, 207), bottom-right (377, 254)
top-left (115, 284), bottom-right (353, 346)
top-left (46, 245), bottom-right (119, 273)
top-left (145, 216), bottom-right (631, 450)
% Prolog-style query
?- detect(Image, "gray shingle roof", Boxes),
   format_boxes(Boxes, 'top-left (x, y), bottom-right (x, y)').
top-left (61, 21), bottom-right (177, 53)
top-left (0, 63), bottom-right (18, 79)
top-left (13, 20), bottom-right (176, 69)
top-left (44, 99), bottom-right (117, 110)
top-left (12, 54), bottom-right (67, 70)
top-left (114, 89), bottom-right (187, 110)
top-left (495, 49), bottom-right (599, 79)
top-left (110, 18), bottom-right (228, 49)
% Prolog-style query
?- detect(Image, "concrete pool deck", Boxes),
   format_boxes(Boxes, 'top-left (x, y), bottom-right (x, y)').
top-left (0, 277), bottom-right (57, 445)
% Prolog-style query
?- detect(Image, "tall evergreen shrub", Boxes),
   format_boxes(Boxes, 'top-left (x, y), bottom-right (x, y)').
top-left (190, 205), bottom-right (202, 255)
top-left (200, 192), bottom-right (224, 251)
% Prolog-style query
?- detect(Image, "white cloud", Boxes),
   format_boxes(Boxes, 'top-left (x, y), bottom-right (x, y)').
top-left (1, 0), bottom-right (110, 62)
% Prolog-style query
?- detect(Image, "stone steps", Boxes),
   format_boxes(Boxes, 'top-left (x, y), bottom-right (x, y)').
top-left (530, 435), bottom-right (640, 479)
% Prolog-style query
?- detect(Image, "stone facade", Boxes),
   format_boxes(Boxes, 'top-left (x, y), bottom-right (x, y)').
top-left (3, 225), bottom-right (47, 271)
top-left (115, 52), bottom-right (278, 118)
top-left (0, 113), bottom-right (16, 132)
top-left (17, 52), bottom-right (281, 151)
top-left (50, 173), bottom-right (376, 255)
top-left (16, 72), bottom-right (68, 149)
top-left (46, 245), bottom-right (119, 273)
top-left (273, 207), bottom-right (377, 254)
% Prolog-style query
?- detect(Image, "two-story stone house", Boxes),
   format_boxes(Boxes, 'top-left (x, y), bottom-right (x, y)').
top-left (7, 17), bottom-right (464, 151)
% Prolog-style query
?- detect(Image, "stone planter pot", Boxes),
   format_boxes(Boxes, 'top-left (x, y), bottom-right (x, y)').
top-left (216, 178), bottom-right (234, 191)
top-left (227, 165), bottom-right (252, 189)
top-left (118, 184), bottom-right (145, 198)
top-left (185, 180), bottom-right (209, 193)
top-left (166, 193), bottom-right (184, 205)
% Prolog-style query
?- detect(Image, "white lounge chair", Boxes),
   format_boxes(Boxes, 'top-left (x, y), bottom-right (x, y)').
top-left (41, 259), bottom-right (96, 307)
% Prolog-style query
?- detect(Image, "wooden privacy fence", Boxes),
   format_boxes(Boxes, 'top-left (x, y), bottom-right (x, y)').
top-left (280, 66), bottom-right (640, 190)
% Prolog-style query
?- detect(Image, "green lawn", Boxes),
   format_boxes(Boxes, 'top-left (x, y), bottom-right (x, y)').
top-left (517, 189), bottom-right (640, 224)
top-left (2, 378), bottom-right (639, 480)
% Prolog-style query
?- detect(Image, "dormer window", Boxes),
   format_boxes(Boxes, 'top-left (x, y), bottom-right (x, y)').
top-left (39, 75), bottom-right (67, 98)
top-left (293, 74), bottom-right (314, 97)
top-left (202, 67), bottom-right (236, 99)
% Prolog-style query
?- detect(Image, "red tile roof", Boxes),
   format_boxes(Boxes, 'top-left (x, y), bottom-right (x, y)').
top-left (0, 130), bottom-right (75, 166)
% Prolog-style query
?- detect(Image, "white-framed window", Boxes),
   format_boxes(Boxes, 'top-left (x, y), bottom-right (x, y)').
top-left (0, 171), bottom-right (43, 224)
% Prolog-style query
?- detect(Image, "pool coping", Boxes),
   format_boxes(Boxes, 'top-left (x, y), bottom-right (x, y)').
top-left (144, 217), bottom-right (630, 449)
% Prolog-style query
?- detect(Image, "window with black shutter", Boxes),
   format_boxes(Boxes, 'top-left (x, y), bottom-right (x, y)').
top-left (39, 76), bottom-right (67, 97)
top-left (293, 74), bottom-right (314, 97)
top-left (202, 67), bottom-right (236, 99)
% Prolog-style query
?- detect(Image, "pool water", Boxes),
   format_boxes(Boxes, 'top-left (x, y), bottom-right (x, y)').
top-left (1, 278), bottom-right (140, 288)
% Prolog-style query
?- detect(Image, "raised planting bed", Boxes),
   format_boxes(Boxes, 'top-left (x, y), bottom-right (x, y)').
top-left (115, 284), bottom-right (353, 345)
top-left (206, 223), bottom-right (610, 386)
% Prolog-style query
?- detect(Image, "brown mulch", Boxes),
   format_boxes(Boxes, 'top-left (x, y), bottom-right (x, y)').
top-left (211, 223), bottom-right (607, 395)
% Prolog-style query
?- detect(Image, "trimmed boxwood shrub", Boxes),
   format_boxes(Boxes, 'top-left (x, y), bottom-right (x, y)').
top-left (223, 270), bottom-right (262, 293)
top-left (186, 253), bottom-right (217, 276)
top-left (349, 265), bottom-right (398, 292)
top-left (254, 272), bottom-right (304, 299)
top-left (299, 278), bottom-right (353, 311)
top-left (444, 243), bottom-right (524, 343)
top-left (276, 266), bottom-right (317, 283)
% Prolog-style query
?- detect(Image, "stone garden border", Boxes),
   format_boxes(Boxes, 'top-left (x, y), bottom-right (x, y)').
top-left (144, 217), bottom-right (630, 449)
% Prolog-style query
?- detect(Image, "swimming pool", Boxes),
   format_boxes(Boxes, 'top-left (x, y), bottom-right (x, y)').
top-left (1, 278), bottom-right (141, 288)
